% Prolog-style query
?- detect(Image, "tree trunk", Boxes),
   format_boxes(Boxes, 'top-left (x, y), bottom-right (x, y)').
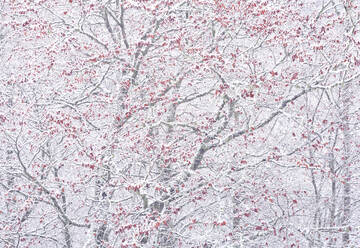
top-left (341, 77), bottom-right (352, 247)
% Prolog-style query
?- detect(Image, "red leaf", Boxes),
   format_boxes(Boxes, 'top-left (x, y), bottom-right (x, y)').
top-left (355, 57), bottom-right (360, 66)
top-left (270, 71), bottom-right (278, 77)
top-left (291, 72), bottom-right (298, 80)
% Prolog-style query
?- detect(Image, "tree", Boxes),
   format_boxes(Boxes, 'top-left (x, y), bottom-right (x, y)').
top-left (1, 0), bottom-right (360, 247)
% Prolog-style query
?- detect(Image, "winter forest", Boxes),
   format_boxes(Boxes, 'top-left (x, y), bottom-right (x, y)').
top-left (1, 0), bottom-right (360, 247)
